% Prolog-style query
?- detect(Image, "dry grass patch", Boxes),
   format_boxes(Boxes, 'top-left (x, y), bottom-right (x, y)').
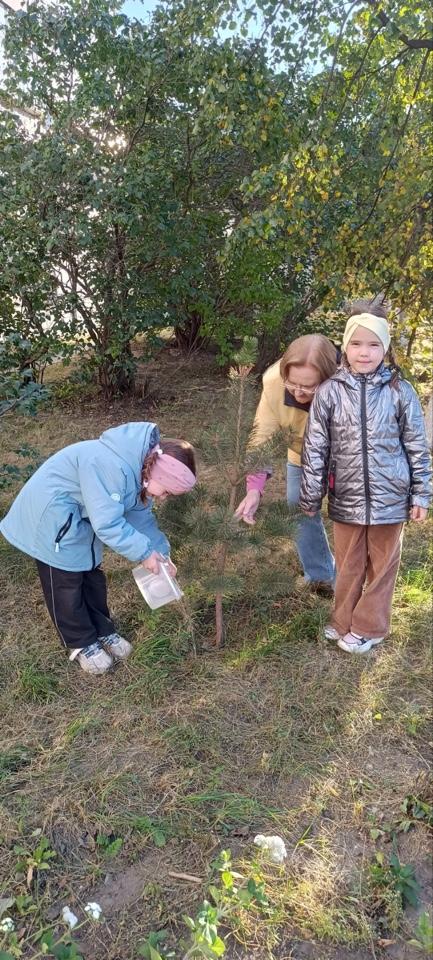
top-left (0, 358), bottom-right (432, 960)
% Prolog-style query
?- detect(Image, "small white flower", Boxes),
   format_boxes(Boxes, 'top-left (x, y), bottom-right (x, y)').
top-left (254, 834), bottom-right (287, 864)
top-left (84, 901), bottom-right (102, 921)
top-left (0, 917), bottom-right (15, 933)
top-left (61, 906), bottom-right (79, 929)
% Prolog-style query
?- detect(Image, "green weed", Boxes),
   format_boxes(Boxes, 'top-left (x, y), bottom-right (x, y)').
top-left (129, 815), bottom-right (168, 847)
top-left (399, 795), bottom-right (433, 833)
top-left (408, 911), bottom-right (433, 953)
top-left (181, 790), bottom-right (280, 829)
top-left (17, 664), bottom-right (59, 702)
top-left (137, 930), bottom-right (175, 959)
top-left (402, 706), bottom-right (429, 737)
top-left (398, 566), bottom-right (432, 606)
top-left (368, 850), bottom-right (420, 933)
top-left (13, 835), bottom-right (57, 874)
top-left (95, 833), bottom-right (123, 858)
top-left (0, 747), bottom-right (32, 780)
top-left (181, 849), bottom-right (272, 958)
top-left (63, 715), bottom-right (102, 742)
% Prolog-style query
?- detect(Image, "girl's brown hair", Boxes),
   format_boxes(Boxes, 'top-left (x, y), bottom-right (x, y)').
top-left (346, 296), bottom-right (389, 320)
top-left (280, 334), bottom-right (338, 384)
top-left (140, 439), bottom-right (196, 503)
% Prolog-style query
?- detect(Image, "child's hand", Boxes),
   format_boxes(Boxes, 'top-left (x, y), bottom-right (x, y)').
top-left (410, 505), bottom-right (428, 522)
top-left (234, 490), bottom-right (261, 525)
top-left (142, 551), bottom-right (164, 574)
top-left (302, 509), bottom-right (317, 517)
top-left (165, 558), bottom-right (177, 577)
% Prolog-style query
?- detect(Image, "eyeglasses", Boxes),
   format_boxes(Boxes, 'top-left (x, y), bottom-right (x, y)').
top-left (284, 380), bottom-right (318, 397)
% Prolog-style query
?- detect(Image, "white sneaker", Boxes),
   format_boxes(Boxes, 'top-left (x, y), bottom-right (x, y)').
top-left (324, 625), bottom-right (342, 641)
top-left (99, 633), bottom-right (132, 660)
top-left (69, 642), bottom-right (113, 674)
top-left (337, 632), bottom-right (384, 654)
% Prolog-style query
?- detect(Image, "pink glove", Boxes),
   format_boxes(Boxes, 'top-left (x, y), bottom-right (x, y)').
top-left (246, 472), bottom-right (268, 495)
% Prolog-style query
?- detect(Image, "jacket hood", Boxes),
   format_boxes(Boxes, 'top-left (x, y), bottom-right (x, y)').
top-left (332, 363), bottom-right (392, 387)
top-left (99, 422), bottom-right (160, 481)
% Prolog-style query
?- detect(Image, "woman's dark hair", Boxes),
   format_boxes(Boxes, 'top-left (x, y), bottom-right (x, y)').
top-left (140, 439), bottom-right (196, 503)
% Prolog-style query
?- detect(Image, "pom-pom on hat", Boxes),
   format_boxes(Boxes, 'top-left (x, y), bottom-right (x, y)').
top-left (342, 312), bottom-right (390, 353)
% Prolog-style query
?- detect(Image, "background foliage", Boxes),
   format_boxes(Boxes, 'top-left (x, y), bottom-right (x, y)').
top-left (0, 0), bottom-right (431, 395)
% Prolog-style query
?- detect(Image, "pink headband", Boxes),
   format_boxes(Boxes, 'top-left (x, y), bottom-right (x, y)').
top-left (146, 446), bottom-right (196, 495)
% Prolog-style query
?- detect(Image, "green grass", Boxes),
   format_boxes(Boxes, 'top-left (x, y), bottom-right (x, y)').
top-left (16, 663), bottom-right (60, 702)
top-left (0, 746), bottom-right (33, 780)
top-left (0, 366), bottom-right (432, 960)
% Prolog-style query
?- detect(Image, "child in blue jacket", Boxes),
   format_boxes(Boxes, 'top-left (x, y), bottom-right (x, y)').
top-left (0, 422), bottom-right (196, 675)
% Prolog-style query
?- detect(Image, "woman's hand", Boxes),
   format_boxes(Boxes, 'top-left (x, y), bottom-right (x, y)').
top-left (234, 489), bottom-right (261, 525)
top-left (410, 505), bottom-right (428, 522)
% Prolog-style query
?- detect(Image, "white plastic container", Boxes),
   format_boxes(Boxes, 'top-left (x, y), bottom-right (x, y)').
top-left (132, 561), bottom-right (183, 609)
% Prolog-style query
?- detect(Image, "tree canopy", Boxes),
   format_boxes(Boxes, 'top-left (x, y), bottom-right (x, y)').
top-left (0, 0), bottom-right (431, 394)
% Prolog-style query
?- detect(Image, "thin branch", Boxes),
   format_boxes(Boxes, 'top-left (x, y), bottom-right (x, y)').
top-left (317, 0), bottom-right (361, 120)
top-left (362, 44), bottom-right (412, 78)
top-left (353, 50), bottom-right (430, 232)
top-left (326, 24), bottom-right (382, 138)
top-left (243, 0), bottom-right (285, 68)
top-left (364, 0), bottom-right (433, 51)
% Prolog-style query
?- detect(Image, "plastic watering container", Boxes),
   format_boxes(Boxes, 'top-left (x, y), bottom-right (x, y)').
top-left (132, 561), bottom-right (183, 609)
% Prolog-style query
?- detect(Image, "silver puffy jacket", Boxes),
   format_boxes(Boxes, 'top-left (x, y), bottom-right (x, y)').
top-left (299, 365), bottom-right (432, 525)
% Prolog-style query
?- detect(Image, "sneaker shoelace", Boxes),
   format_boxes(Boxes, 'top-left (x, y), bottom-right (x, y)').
top-left (347, 633), bottom-right (367, 646)
top-left (100, 634), bottom-right (120, 646)
top-left (83, 641), bottom-right (104, 658)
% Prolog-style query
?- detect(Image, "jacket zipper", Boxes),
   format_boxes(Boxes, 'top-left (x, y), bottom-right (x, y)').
top-left (83, 517), bottom-right (96, 569)
top-left (360, 378), bottom-right (371, 524)
top-left (328, 460), bottom-right (336, 495)
top-left (54, 513), bottom-right (73, 553)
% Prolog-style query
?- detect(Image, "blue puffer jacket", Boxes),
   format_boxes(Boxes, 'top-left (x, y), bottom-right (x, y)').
top-left (0, 422), bottom-right (170, 571)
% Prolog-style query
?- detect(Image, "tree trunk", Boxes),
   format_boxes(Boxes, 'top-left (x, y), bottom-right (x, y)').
top-left (215, 591), bottom-right (224, 648)
top-left (173, 312), bottom-right (207, 354)
top-left (254, 310), bottom-right (307, 374)
top-left (254, 330), bottom-right (284, 375)
top-left (213, 475), bottom-right (239, 648)
top-left (98, 341), bottom-right (135, 398)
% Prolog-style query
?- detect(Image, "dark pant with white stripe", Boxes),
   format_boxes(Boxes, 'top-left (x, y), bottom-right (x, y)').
top-left (35, 561), bottom-right (115, 650)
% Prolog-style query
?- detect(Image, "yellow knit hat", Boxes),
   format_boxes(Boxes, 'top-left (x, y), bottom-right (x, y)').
top-left (342, 312), bottom-right (390, 353)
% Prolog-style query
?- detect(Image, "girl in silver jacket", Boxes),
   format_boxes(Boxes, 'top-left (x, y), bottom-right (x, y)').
top-left (299, 307), bottom-right (431, 654)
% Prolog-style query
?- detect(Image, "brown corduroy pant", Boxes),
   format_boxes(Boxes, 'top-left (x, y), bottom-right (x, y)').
top-left (331, 521), bottom-right (404, 639)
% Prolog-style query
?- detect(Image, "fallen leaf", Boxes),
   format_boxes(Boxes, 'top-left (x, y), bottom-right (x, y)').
top-left (0, 897), bottom-right (14, 918)
top-left (230, 825), bottom-right (249, 837)
top-left (78, 832), bottom-right (96, 851)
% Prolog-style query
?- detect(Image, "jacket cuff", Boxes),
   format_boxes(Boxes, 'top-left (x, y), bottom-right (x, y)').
top-left (410, 495), bottom-right (431, 508)
top-left (246, 471), bottom-right (270, 495)
top-left (139, 546), bottom-right (153, 561)
top-left (299, 499), bottom-right (321, 513)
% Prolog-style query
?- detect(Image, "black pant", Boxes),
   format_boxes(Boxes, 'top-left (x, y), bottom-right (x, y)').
top-left (36, 561), bottom-right (115, 650)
